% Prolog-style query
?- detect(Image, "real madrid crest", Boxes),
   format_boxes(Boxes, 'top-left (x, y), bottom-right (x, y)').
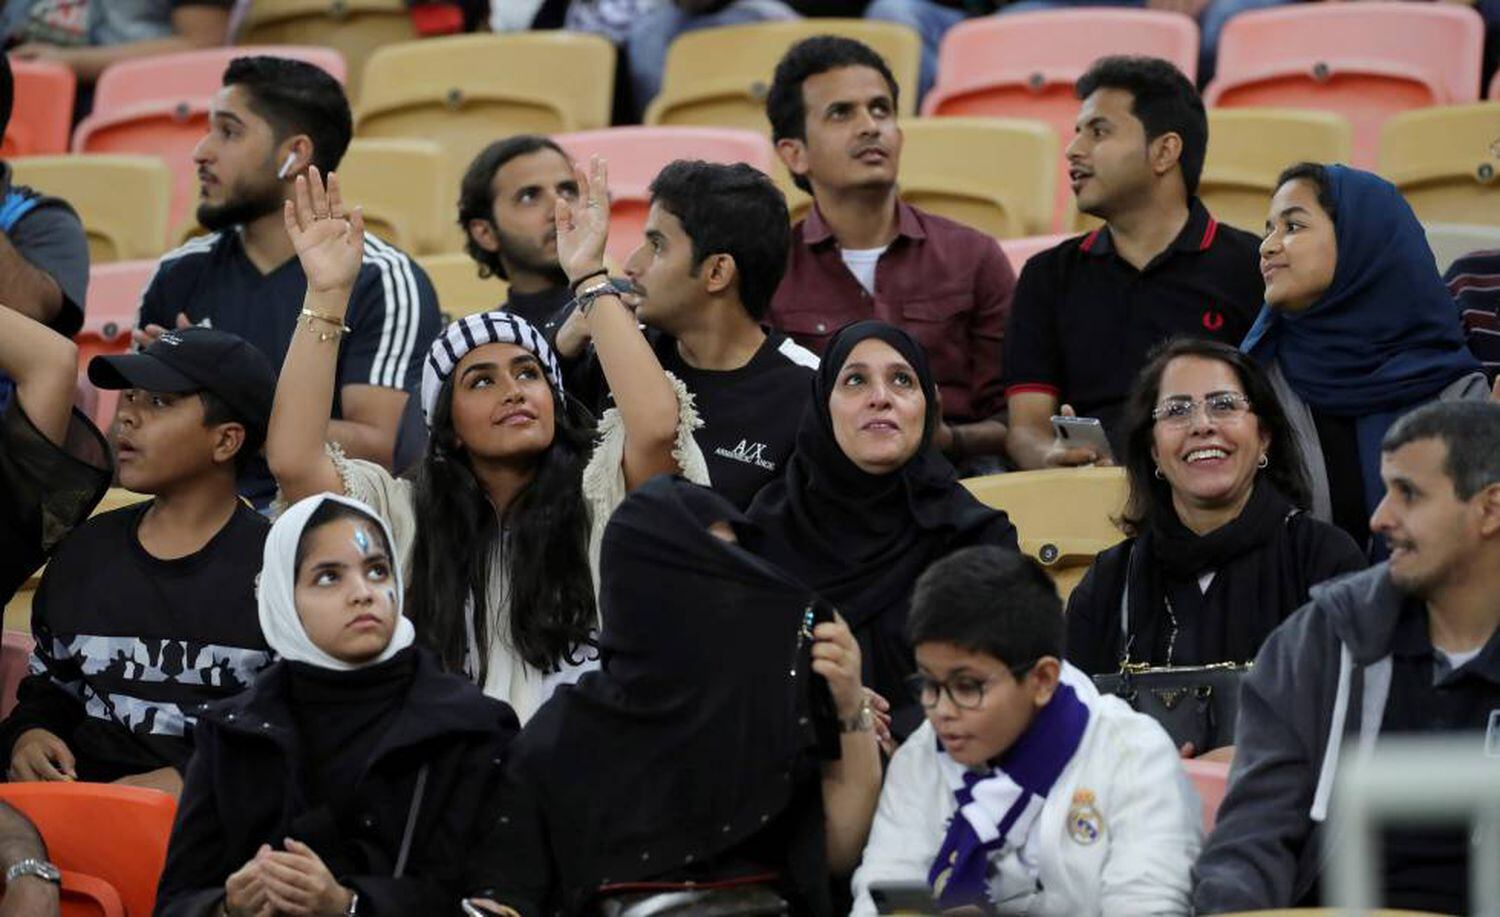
top-left (1067, 789), bottom-right (1105, 845)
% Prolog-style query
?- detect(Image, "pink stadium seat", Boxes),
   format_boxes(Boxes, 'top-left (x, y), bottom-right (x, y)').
top-left (71, 47), bottom-right (347, 243)
top-left (999, 233), bottom-right (1072, 276)
top-left (1182, 757), bottom-right (1230, 833)
top-left (3, 58), bottom-right (75, 157)
top-left (77, 259), bottom-right (157, 429)
top-left (1204, 4), bottom-right (1484, 168)
top-left (1, 630), bottom-right (35, 719)
top-left (552, 126), bottom-right (777, 268)
top-left (921, 11), bottom-right (1198, 232)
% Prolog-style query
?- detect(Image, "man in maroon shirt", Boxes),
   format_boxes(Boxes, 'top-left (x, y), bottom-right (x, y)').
top-left (765, 36), bottom-right (1015, 472)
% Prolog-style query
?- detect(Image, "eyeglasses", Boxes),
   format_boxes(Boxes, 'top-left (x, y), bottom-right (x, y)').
top-left (905, 661), bottom-right (1035, 711)
top-left (1151, 392), bottom-right (1252, 427)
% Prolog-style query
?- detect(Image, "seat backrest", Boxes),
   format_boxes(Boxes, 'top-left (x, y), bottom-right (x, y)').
top-left (1425, 222), bottom-right (1500, 274)
top-left (78, 259), bottom-right (159, 428)
top-left (9, 155), bottom-right (171, 262)
top-left (1204, 4), bottom-right (1485, 167)
top-left (554, 126), bottom-right (777, 266)
top-left (336, 138), bottom-right (447, 254)
top-left (1201, 108), bottom-right (1354, 233)
top-left (961, 467), bottom-right (1127, 599)
top-left (895, 117), bottom-right (1056, 240)
top-left (0, 630), bottom-right (36, 719)
top-left (1181, 758), bottom-right (1230, 833)
top-left (418, 252), bottom-right (507, 323)
top-left (999, 233), bottom-right (1073, 277)
top-left (645, 19), bottom-right (921, 131)
top-left (88, 46), bottom-right (346, 115)
top-left (3, 59), bottom-right (76, 157)
top-left (1379, 102), bottom-right (1500, 228)
top-left (237, 0), bottom-right (413, 101)
top-left (0, 782), bottom-right (177, 917)
top-left (356, 33), bottom-right (615, 199)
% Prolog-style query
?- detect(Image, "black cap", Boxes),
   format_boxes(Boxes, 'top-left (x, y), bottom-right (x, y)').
top-left (88, 327), bottom-right (276, 438)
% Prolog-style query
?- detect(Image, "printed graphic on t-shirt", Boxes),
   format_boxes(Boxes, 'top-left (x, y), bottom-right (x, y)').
top-left (714, 439), bottom-right (778, 473)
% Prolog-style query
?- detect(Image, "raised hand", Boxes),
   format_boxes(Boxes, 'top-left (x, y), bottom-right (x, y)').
top-left (283, 166), bottom-right (365, 295)
top-left (554, 155), bottom-right (610, 284)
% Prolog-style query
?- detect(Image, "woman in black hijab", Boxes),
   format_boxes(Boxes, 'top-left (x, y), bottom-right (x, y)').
top-left (1066, 338), bottom-right (1365, 682)
top-left (745, 321), bottom-right (1019, 738)
top-left (471, 476), bottom-right (882, 916)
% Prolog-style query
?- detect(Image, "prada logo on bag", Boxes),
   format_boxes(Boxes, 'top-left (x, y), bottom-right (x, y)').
top-left (1152, 687), bottom-right (1191, 711)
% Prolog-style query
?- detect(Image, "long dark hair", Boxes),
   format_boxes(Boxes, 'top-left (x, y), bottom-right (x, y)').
top-left (405, 376), bottom-right (596, 678)
top-left (1119, 337), bottom-right (1310, 536)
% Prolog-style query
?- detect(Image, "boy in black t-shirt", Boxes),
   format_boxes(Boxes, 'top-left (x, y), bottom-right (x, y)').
top-left (561, 160), bottom-right (818, 510)
top-left (0, 328), bottom-right (275, 798)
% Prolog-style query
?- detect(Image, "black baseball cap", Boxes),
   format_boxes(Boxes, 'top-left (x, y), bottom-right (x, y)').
top-left (88, 327), bottom-right (276, 437)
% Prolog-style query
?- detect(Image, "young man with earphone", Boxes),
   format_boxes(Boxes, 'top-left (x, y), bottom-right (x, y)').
top-left (134, 55), bottom-right (441, 510)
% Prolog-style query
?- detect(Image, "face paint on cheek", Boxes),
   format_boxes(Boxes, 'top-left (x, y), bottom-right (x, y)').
top-left (352, 527), bottom-right (371, 557)
top-left (385, 588), bottom-right (396, 608)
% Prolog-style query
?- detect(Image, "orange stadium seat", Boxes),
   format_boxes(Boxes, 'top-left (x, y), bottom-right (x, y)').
top-left (1000, 233), bottom-right (1072, 276)
top-left (78, 259), bottom-right (158, 428)
top-left (554, 126), bottom-right (777, 266)
top-left (72, 47), bottom-right (347, 245)
top-left (0, 782), bottom-right (176, 917)
top-left (3, 58), bottom-right (75, 157)
top-left (236, 0), bottom-right (413, 101)
top-left (921, 10), bottom-right (1198, 233)
top-left (0, 630), bottom-right (35, 718)
top-left (1204, 4), bottom-right (1484, 169)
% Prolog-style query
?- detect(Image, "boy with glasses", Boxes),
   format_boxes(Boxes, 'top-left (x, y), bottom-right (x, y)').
top-left (851, 546), bottom-right (1200, 915)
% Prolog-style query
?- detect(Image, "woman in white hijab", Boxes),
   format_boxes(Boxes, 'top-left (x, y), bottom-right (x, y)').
top-left (156, 494), bottom-right (520, 917)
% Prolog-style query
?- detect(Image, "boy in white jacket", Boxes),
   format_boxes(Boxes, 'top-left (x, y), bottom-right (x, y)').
top-left (851, 547), bottom-right (1202, 916)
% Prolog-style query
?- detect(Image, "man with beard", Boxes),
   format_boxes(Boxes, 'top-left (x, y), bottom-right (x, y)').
top-left (134, 56), bottom-right (440, 507)
top-left (456, 135), bottom-right (577, 338)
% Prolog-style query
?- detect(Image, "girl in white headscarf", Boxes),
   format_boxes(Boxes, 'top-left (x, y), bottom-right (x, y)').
top-left (156, 494), bottom-right (519, 917)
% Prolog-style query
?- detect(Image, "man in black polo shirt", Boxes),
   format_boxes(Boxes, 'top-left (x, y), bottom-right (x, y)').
top-left (1004, 56), bottom-right (1262, 469)
top-left (1195, 400), bottom-right (1500, 914)
top-left (135, 56), bottom-right (440, 507)
top-left (456, 134), bottom-right (579, 337)
top-left (561, 160), bottom-right (817, 510)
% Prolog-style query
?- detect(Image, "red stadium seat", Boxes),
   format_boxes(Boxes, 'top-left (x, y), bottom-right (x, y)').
top-left (1182, 757), bottom-right (1230, 833)
top-left (3, 58), bottom-right (75, 157)
top-left (78, 259), bottom-right (157, 429)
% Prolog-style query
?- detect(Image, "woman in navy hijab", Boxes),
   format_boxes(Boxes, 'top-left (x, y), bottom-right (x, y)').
top-left (1245, 162), bottom-right (1486, 551)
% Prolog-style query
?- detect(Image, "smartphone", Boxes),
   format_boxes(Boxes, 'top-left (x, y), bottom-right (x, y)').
top-left (869, 881), bottom-right (939, 915)
top-left (1051, 415), bottom-right (1114, 463)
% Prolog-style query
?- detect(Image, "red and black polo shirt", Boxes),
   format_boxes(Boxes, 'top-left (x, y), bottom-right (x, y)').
top-left (1002, 197), bottom-right (1264, 450)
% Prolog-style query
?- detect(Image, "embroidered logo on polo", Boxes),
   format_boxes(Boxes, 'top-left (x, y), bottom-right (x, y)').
top-left (714, 439), bottom-right (777, 472)
top-left (1202, 310), bottom-right (1225, 332)
top-left (1067, 789), bottom-right (1105, 845)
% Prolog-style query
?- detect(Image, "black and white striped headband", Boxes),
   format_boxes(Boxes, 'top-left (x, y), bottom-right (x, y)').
top-left (420, 311), bottom-right (565, 426)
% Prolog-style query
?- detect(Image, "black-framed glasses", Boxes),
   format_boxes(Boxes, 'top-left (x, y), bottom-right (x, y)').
top-left (1151, 392), bottom-right (1252, 428)
top-left (905, 660), bottom-right (1036, 711)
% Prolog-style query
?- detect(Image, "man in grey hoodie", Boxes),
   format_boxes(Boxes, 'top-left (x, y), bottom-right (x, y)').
top-left (1194, 399), bottom-right (1500, 915)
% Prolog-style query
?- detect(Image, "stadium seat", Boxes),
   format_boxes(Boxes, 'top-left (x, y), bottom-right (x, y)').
top-left (1380, 103), bottom-right (1500, 228)
top-left (1204, 4), bottom-right (1485, 168)
top-left (921, 10), bottom-right (1198, 232)
top-left (1182, 758), bottom-right (1230, 833)
top-left (72, 47), bottom-right (347, 245)
top-left (644, 19), bottom-right (921, 131)
top-left (554, 127), bottom-right (777, 266)
top-left (78, 260), bottom-right (158, 428)
top-left (3, 58), bottom-right (75, 157)
top-left (1426, 222), bottom-right (1500, 274)
top-left (0, 782), bottom-right (176, 917)
top-left (336, 138), bottom-right (447, 254)
top-left (786, 117), bottom-right (1055, 240)
top-left (356, 33), bottom-right (615, 206)
top-left (1, 630), bottom-right (35, 719)
top-left (236, 0), bottom-right (413, 101)
top-left (418, 252), bottom-right (507, 323)
top-left (961, 467), bottom-right (1126, 599)
top-left (1000, 233), bottom-right (1072, 276)
top-left (9, 155), bottom-right (171, 262)
top-left (1199, 108), bottom-right (1354, 234)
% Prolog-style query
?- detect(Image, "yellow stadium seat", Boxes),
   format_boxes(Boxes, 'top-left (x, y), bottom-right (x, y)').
top-left (9, 154), bottom-right (170, 262)
top-left (336, 138), bottom-right (448, 255)
top-left (961, 467), bottom-right (1127, 600)
top-left (784, 118), bottom-right (1056, 240)
top-left (1380, 103), bottom-right (1500, 228)
top-left (418, 252), bottom-right (507, 323)
top-left (1216, 911), bottom-right (1450, 916)
top-left (355, 33), bottom-right (615, 204)
top-left (1200, 108), bottom-right (1354, 234)
top-left (236, 0), bottom-right (415, 101)
top-left (644, 19), bottom-right (920, 131)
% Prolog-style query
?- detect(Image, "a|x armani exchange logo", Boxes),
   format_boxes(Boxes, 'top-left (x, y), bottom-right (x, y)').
top-left (715, 439), bottom-right (776, 472)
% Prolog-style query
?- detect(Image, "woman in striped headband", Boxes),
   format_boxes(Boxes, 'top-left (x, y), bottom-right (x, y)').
top-left (264, 161), bottom-right (707, 723)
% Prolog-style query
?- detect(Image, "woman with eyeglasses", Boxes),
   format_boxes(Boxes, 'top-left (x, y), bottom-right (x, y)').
top-left (1064, 338), bottom-right (1365, 690)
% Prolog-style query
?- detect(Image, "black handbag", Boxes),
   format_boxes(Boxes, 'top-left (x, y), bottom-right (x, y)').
top-left (1093, 661), bottom-right (1250, 752)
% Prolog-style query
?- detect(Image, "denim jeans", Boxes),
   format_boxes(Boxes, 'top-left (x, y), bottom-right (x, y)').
top-left (626, 0), bottom-right (801, 118)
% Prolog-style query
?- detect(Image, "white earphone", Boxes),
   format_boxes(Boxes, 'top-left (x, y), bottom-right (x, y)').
top-left (276, 152), bottom-right (297, 180)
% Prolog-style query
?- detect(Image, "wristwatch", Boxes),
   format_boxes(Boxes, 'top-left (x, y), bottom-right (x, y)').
top-left (6, 858), bottom-right (60, 884)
